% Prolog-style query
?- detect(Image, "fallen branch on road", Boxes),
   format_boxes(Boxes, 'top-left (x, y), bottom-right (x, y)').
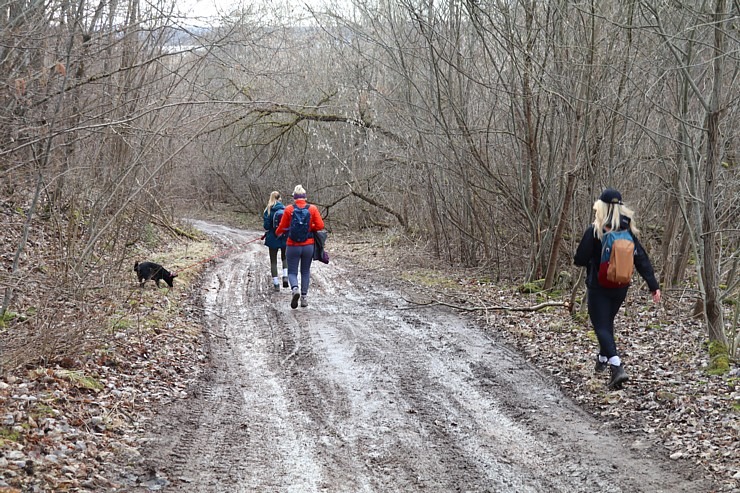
top-left (405, 298), bottom-right (568, 312)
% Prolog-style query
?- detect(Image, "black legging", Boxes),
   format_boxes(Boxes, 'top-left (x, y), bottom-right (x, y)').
top-left (269, 247), bottom-right (286, 278)
top-left (587, 286), bottom-right (628, 358)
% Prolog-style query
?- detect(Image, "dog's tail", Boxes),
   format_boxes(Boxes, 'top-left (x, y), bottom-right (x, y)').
top-left (133, 261), bottom-right (139, 272)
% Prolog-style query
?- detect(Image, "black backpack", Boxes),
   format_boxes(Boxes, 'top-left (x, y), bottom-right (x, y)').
top-left (272, 208), bottom-right (284, 231)
top-left (289, 205), bottom-right (311, 242)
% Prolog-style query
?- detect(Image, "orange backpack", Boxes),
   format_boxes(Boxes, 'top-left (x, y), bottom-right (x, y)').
top-left (598, 230), bottom-right (635, 288)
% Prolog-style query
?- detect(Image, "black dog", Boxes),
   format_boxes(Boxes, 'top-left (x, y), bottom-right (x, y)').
top-left (134, 261), bottom-right (177, 288)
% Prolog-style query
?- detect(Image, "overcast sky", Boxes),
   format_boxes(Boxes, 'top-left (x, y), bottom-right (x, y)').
top-left (177, 0), bottom-right (237, 20)
top-left (178, 0), bottom-right (336, 21)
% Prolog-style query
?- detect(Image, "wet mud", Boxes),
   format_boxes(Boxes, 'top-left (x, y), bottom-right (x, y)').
top-left (132, 221), bottom-right (711, 493)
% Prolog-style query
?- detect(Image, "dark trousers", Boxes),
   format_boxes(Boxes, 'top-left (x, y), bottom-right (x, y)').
top-left (587, 287), bottom-right (628, 358)
top-left (268, 247), bottom-right (286, 278)
top-left (286, 244), bottom-right (314, 295)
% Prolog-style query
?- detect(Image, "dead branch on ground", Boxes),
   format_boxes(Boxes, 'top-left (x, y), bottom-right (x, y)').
top-left (405, 298), bottom-right (568, 312)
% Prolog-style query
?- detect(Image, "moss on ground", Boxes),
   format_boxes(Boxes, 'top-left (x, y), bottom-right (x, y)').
top-left (706, 341), bottom-right (730, 375)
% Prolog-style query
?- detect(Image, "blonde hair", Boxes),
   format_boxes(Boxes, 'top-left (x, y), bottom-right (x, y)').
top-left (264, 191), bottom-right (281, 213)
top-left (592, 199), bottom-right (639, 240)
top-left (293, 184), bottom-right (307, 197)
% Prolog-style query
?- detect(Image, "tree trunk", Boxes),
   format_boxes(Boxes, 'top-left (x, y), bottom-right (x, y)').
top-left (543, 170), bottom-right (576, 290)
top-left (659, 200), bottom-right (679, 288)
top-left (700, 0), bottom-right (729, 347)
top-left (701, 111), bottom-right (727, 346)
top-left (670, 223), bottom-right (692, 288)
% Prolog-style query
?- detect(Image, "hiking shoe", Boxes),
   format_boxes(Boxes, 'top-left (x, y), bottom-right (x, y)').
top-left (290, 288), bottom-right (300, 309)
top-left (282, 277), bottom-right (289, 288)
top-left (300, 295), bottom-right (308, 308)
top-left (594, 355), bottom-right (608, 373)
top-left (273, 283), bottom-right (280, 292)
top-left (607, 364), bottom-right (629, 390)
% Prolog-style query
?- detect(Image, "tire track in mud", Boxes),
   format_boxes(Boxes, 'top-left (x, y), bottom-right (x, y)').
top-left (132, 221), bottom-right (712, 493)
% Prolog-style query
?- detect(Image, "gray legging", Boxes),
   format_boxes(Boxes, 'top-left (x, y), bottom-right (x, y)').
top-left (286, 244), bottom-right (314, 295)
top-left (269, 247), bottom-right (287, 278)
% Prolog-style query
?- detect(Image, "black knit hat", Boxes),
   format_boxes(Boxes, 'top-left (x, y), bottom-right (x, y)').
top-left (599, 188), bottom-right (623, 204)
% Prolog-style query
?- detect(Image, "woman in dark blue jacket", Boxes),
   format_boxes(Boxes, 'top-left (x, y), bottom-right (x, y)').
top-left (574, 189), bottom-right (661, 390)
top-left (263, 191), bottom-right (288, 291)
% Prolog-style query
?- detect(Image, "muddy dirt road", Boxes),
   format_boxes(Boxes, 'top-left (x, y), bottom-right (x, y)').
top-left (133, 221), bottom-right (710, 492)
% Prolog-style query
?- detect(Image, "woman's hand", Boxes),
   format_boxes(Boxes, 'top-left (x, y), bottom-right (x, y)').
top-left (652, 289), bottom-right (661, 303)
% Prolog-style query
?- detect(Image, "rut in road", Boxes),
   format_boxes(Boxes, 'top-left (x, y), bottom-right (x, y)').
top-left (134, 221), bottom-right (710, 493)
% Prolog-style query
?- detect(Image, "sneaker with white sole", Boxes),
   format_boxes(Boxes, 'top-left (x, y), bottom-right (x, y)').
top-left (300, 295), bottom-right (308, 308)
top-left (273, 283), bottom-right (280, 292)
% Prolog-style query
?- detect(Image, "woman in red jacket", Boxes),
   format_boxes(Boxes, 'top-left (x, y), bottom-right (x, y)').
top-left (275, 185), bottom-right (325, 309)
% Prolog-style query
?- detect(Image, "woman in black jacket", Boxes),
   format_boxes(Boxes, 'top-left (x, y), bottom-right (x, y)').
top-left (574, 189), bottom-right (661, 389)
top-left (263, 191), bottom-right (288, 291)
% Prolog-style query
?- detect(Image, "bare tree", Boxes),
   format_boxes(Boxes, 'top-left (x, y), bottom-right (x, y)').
top-left (639, 0), bottom-right (736, 353)
top-left (3, 0), bottom-right (737, 364)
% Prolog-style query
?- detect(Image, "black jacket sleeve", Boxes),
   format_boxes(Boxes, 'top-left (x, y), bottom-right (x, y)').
top-left (632, 235), bottom-right (660, 292)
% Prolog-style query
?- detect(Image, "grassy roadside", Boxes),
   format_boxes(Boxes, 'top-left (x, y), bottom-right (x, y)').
top-left (0, 220), bottom-right (218, 491)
